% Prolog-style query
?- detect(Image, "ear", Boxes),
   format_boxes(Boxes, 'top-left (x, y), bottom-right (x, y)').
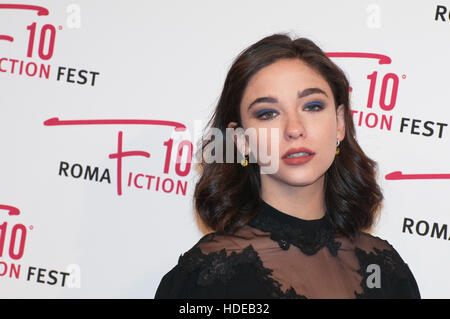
top-left (336, 104), bottom-right (346, 141)
top-left (227, 121), bottom-right (249, 156)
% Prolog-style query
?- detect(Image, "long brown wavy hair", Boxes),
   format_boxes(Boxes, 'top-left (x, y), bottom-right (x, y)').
top-left (193, 33), bottom-right (383, 241)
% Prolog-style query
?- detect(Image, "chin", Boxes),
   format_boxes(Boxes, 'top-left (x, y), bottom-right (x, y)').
top-left (274, 170), bottom-right (324, 187)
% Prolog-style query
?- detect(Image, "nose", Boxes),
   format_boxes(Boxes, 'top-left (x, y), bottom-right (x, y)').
top-left (284, 113), bottom-right (305, 140)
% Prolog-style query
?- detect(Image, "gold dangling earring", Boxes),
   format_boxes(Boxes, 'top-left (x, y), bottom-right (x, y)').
top-left (241, 153), bottom-right (248, 167)
top-left (336, 140), bottom-right (340, 155)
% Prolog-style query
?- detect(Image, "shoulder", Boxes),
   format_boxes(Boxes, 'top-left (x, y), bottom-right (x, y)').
top-left (176, 227), bottom-right (265, 274)
top-left (154, 227), bottom-right (270, 299)
top-left (351, 231), bottom-right (421, 298)
top-left (352, 231), bottom-right (409, 270)
top-left (354, 231), bottom-right (394, 252)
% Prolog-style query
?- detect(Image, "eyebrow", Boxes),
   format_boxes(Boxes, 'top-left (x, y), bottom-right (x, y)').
top-left (247, 87), bottom-right (328, 111)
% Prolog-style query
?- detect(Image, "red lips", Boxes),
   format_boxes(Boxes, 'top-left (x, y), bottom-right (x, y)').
top-left (282, 147), bottom-right (315, 159)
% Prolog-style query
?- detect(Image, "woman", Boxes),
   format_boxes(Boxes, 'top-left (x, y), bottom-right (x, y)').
top-left (154, 33), bottom-right (421, 298)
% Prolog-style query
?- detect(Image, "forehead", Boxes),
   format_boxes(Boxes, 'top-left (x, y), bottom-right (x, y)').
top-left (242, 58), bottom-right (333, 103)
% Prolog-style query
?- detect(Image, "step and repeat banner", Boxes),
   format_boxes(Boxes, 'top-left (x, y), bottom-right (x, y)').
top-left (0, 0), bottom-right (449, 298)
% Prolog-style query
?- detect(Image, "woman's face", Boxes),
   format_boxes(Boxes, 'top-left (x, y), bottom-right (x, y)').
top-left (229, 58), bottom-right (345, 187)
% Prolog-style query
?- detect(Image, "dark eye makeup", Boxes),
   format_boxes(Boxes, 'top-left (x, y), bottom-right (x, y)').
top-left (304, 101), bottom-right (324, 111)
top-left (255, 108), bottom-right (278, 120)
top-left (254, 101), bottom-right (325, 120)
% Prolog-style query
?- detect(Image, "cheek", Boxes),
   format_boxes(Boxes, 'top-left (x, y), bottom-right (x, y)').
top-left (319, 127), bottom-right (336, 148)
top-left (313, 115), bottom-right (337, 140)
top-left (252, 127), bottom-right (276, 155)
top-left (315, 122), bottom-right (338, 166)
top-left (246, 127), bottom-right (281, 165)
top-left (317, 132), bottom-right (337, 164)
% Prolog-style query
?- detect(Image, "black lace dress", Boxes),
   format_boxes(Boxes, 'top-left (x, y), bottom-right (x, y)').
top-left (154, 200), bottom-right (421, 299)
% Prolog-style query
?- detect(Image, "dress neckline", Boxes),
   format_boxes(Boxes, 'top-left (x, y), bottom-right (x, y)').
top-left (247, 199), bottom-right (341, 256)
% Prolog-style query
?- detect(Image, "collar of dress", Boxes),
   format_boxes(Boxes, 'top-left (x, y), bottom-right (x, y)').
top-left (247, 200), bottom-right (341, 256)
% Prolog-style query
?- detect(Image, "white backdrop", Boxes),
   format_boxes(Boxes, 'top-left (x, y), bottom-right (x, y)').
top-left (0, 0), bottom-right (449, 298)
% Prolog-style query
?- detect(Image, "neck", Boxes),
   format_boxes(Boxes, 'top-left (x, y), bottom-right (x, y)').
top-left (260, 173), bottom-right (326, 221)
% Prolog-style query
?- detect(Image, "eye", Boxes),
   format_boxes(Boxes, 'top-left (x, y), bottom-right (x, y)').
top-left (256, 109), bottom-right (279, 120)
top-left (304, 101), bottom-right (324, 111)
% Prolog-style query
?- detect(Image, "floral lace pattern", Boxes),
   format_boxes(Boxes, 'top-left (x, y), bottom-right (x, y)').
top-left (247, 201), bottom-right (342, 256)
top-left (178, 240), bottom-right (307, 298)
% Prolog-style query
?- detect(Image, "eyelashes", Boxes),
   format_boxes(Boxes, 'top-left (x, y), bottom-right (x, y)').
top-left (256, 109), bottom-right (278, 120)
top-left (304, 101), bottom-right (324, 111)
top-left (255, 101), bottom-right (324, 120)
